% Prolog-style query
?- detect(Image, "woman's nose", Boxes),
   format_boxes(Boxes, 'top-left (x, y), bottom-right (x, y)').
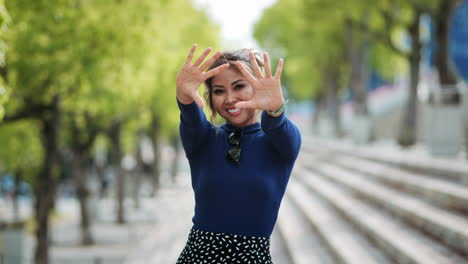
top-left (225, 91), bottom-right (237, 104)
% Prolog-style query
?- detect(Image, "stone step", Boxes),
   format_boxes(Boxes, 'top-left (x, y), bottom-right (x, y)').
top-left (294, 165), bottom-right (468, 264)
top-left (299, 159), bottom-right (468, 257)
top-left (300, 150), bottom-right (468, 214)
top-left (303, 136), bottom-right (468, 185)
top-left (270, 227), bottom-right (293, 264)
top-left (287, 179), bottom-right (393, 264)
top-left (323, 153), bottom-right (468, 214)
top-left (276, 194), bottom-right (336, 264)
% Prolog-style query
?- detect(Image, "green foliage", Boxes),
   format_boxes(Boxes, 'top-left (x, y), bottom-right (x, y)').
top-left (0, 77), bottom-right (5, 119)
top-left (254, 0), bottom-right (352, 100)
top-left (254, 0), bottom-right (441, 100)
top-left (0, 120), bottom-right (42, 184)
top-left (0, 0), bottom-right (9, 119)
top-left (1, 0), bottom-right (221, 177)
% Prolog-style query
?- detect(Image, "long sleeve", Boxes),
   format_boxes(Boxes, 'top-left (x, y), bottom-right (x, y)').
top-left (260, 111), bottom-right (301, 162)
top-left (177, 98), bottom-right (213, 158)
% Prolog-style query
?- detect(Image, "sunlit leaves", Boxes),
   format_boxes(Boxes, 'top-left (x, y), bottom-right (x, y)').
top-left (2, 0), bottom-right (221, 172)
top-left (255, 0), bottom-right (348, 100)
top-left (0, 0), bottom-right (8, 119)
top-left (0, 120), bottom-right (42, 184)
top-left (254, 0), bottom-right (443, 101)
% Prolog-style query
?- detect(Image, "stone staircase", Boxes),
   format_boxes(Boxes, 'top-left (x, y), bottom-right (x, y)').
top-left (277, 137), bottom-right (468, 264)
top-left (125, 138), bottom-right (468, 264)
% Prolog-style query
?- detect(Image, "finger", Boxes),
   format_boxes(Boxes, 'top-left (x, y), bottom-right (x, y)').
top-left (193, 93), bottom-right (204, 108)
top-left (185, 44), bottom-right (198, 64)
top-left (249, 51), bottom-right (263, 78)
top-left (264, 52), bottom-right (272, 78)
top-left (274, 58), bottom-right (284, 79)
top-left (193, 47), bottom-right (212, 67)
top-left (199, 51), bottom-right (222, 71)
top-left (234, 61), bottom-right (256, 84)
top-left (235, 100), bottom-right (257, 110)
top-left (204, 63), bottom-right (229, 79)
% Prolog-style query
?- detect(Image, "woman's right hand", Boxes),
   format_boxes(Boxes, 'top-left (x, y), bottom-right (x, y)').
top-left (176, 44), bottom-right (229, 108)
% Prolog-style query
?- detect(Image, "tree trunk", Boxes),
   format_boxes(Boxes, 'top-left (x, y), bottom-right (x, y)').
top-left (108, 121), bottom-right (125, 224)
top-left (72, 151), bottom-right (94, 245)
top-left (345, 18), bottom-right (370, 116)
top-left (94, 143), bottom-right (109, 199)
top-left (133, 132), bottom-right (150, 208)
top-left (34, 96), bottom-right (60, 264)
top-left (149, 115), bottom-right (161, 196)
top-left (325, 63), bottom-right (343, 137)
top-left (398, 11), bottom-right (422, 147)
top-left (131, 169), bottom-right (141, 209)
top-left (96, 164), bottom-right (107, 199)
top-left (169, 134), bottom-right (180, 184)
top-left (312, 90), bottom-right (325, 135)
top-left (13, 171), bottom-right (21, 221)
top-left (433, 0), bottom-right (462, 104)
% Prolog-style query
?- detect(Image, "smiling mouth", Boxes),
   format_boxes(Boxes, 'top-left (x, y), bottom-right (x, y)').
top-left (226, 108), bottom-right (241, 116)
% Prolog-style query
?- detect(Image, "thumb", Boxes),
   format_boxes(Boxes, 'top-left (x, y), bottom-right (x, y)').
top-left (193, 93), bottom-right (205, 108)
top-left (235, 100), bottom-right (256, 110)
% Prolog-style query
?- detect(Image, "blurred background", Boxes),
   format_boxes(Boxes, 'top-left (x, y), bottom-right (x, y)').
top-left (0, 0), bottom-right (467, 263)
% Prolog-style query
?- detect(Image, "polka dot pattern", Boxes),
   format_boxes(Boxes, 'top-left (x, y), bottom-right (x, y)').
top-left (176, 227), bottom-right (273, 264)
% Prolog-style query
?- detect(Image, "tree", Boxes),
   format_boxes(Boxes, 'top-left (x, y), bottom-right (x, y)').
top-left (4, 2), bottom-right (81, 262)
top-left (431, 0), bottom-right (464, 103)
top-left (0, 0), bottom-right (8, 119)
top-left (255, 0), bottom-right (362, 137)
top-left (360, 0), bottom-right (462, 144)
top-left (2, 0), bottom-right (222, 261)
top-left (355, 0), bottom-right (427, 146)
top-left (0, 120), bottom-right (42, 220)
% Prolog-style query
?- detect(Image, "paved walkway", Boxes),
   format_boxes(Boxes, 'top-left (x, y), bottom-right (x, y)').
top-left (49, 173), bottom-right (194, 264)
top-left (0, 168), bottom-right (194, 264)
top-left (2, 134), bottom-right (466, 264)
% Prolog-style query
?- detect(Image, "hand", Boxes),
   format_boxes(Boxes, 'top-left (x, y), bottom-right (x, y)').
top-left (234, 51), bottom-right (284, 111)
top-left (176, 44), bottom-right (229, 108)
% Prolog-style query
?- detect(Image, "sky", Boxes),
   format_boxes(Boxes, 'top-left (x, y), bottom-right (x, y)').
top-left (191, 0), bottom-right (278, 49)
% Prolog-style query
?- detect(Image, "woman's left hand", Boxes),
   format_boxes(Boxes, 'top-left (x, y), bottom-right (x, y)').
top-left (234, 51), bottom-right (284, 112)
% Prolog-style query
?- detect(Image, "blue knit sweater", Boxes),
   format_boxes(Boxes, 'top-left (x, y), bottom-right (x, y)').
top-left (178, 99), bottom-right (301, 237)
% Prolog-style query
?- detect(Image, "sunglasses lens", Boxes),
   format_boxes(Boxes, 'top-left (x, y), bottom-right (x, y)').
top-left (227, 130), bottom-right (242, 165)
top-left (227, 147), bottom-right (241, 164)
top-left (228, 131), bottom-right (241, 146)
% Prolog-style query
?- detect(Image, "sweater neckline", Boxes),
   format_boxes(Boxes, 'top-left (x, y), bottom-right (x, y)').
top-left (221, 122), bottom-right (261, 134)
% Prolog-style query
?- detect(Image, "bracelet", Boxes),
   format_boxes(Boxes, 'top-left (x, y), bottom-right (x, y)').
top-left (267, 100), bottom-right (287, 115)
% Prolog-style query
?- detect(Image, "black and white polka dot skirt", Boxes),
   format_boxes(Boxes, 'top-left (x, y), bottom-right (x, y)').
top-left (176, 227), bottom-right (273, 264)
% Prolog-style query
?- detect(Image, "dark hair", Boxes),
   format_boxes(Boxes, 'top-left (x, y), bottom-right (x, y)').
top-left (204, 49), bottom-right (264, 124)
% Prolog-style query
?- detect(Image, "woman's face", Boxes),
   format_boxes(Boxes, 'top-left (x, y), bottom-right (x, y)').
top-left (211, 66), bottom-right (258, 127)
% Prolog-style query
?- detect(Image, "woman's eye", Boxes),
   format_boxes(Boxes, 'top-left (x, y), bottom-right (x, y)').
top-left (213, 89), bottom-right (224, 95)
top-left (235, 84), bottom-right (245, 90)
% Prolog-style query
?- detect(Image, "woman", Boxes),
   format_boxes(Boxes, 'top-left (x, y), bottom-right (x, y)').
top-left (176, 44), bottom-right (301, 264)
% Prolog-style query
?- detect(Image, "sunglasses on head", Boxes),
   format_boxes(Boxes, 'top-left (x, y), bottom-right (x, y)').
top-left (227, 130), bottom-right (242, 165)
top-left (220, 49), bottom-right (264, 67)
